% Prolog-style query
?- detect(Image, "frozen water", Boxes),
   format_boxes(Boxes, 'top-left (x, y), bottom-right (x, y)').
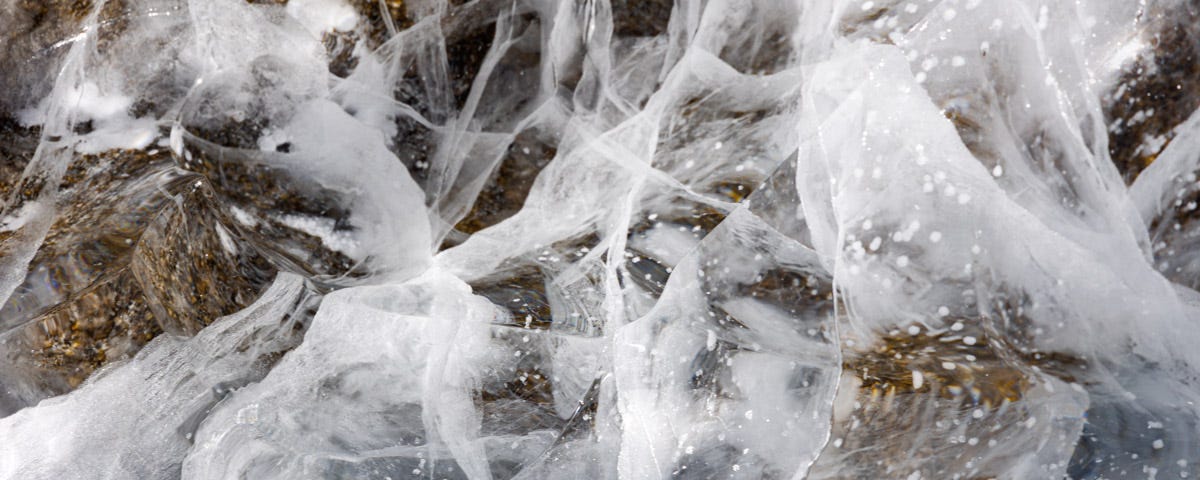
top-left (1, 0), bottom-right (1200, 478)
top-left (0, 274), bottom-right (312, 478)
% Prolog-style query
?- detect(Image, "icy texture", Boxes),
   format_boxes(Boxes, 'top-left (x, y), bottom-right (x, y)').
top-left (2, 0), bottom-right (1200, 479)
top-left (0, 274), bottom-right (312, 478)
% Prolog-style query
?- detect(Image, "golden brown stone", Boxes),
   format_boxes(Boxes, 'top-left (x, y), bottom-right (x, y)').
top-left (130, 179), bottom-right (276, 336)
top-left (173, 134), bottom-right (363, 283)
top-left (453, 128), bottom-right (557, 236)
top-left (0, 149), bottom-right (187, 325)
top-left (1105, 11), bottom-right (1200, 184)
top-left (0, 270), bottom-right (158, 406)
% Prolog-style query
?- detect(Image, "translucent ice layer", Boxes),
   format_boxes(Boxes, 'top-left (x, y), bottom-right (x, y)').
top-left (1, 0), bottom-right (1200, 478)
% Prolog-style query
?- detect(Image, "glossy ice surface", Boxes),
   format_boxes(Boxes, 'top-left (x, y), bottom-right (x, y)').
top-left (1, 0), bottom-right (1199, 478)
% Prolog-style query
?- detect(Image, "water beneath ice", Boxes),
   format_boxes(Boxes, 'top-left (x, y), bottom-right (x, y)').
top-left (1, 0), bottom-right (1200, 478)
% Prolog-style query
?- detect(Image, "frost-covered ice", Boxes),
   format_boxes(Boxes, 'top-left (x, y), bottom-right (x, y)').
top-left (2, 0), bottom-right (1200, 478)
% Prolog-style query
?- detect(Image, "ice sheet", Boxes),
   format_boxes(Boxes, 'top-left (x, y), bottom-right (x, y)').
top-left (0, 0), bottom-right (1199, 478)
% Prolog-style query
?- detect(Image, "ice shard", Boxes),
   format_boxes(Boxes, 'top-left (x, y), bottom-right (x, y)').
top-left (1, 0), bottom-right (1200, 479)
